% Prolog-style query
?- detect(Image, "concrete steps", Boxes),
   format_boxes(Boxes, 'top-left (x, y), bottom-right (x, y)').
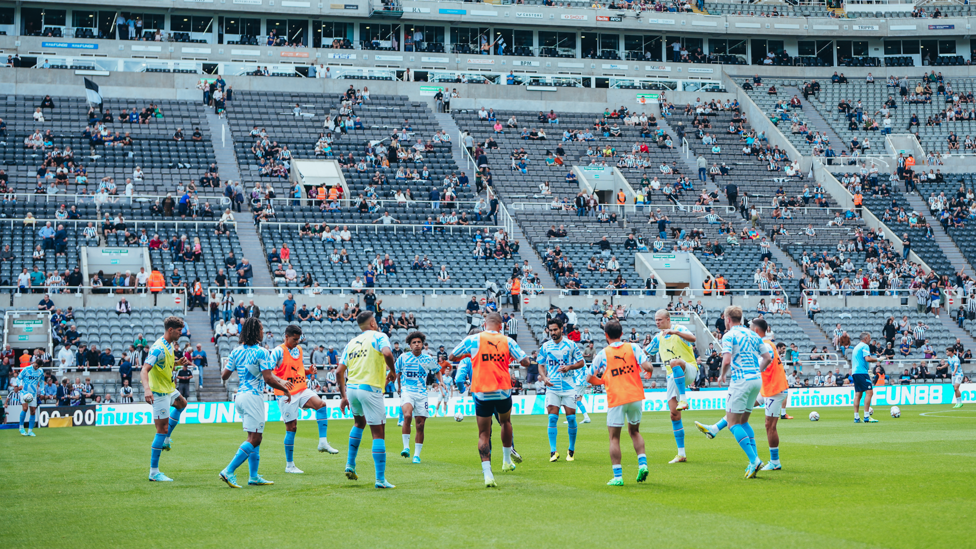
top-left (935, 313), bottom-right (976, 355)
top-left (783, 86), bottom-right (845, 153)
top-left (790, 307), bottom-right (836, 358)
top-left (902, 192), bottom-right (975, 279)
top-left (183, 309), bottom-right (227, 402)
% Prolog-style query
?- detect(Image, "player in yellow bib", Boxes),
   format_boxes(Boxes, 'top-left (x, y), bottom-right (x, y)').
top-left (140, 316), bottom-right (191, 482)
top-left (645, 309), bottom-right (698, 464)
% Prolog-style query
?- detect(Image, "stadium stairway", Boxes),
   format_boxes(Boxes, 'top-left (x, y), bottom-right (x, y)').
top-left (183, 310), bottom-right (225, 401)
top-left (236, 211), bottom-right (276, 292)
top-left (515, 315), bottom-right (539, 355)
top-left (935, 313), bottom-right (976, 353)
top-left (434, 112), bottom-right (471, 174)
top-left (656, 114), bottom-right (700, 177)
top-left (901, 192), bottom-right (976, 279)
top-left (783, 86), bottom-right (844, 156)
top-left (789, 307), bottom-right (835, 358)
top-left (206, 111), bottom-right (243, 182)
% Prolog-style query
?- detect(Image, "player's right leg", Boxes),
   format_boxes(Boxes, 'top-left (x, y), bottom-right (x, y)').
top-left (19, 401), bottom-right (28, 435)
top-left (345, 388), bottom-right (368, 480)
top-left (400, 401), bottom-right (415, 458)
top-left (475, 401), bottom-right (496, 487)
top-left (667, 398), bottom-right (686, 463)
top-left (863, 389), bottom-right (878, 423)
top-left (564, 402), bottom-right (578, 462)
top-left (624, 403), bottom-right (648, 482)
top-left (26, 403), bottom-right (37, 436)
top-left (953, 381), bottom-right (964, 408)
top-left (546, 393), bottom-right (562, 462)
top-left (695, 413), bottom-right (729, 439)
top-left (413, 416), bottom-right (426, 464)
top-left (361, 388), bottom-right (394, 489)
top-left (496, 401), bottom-right (516, 472)
top-left (302, 395), bottom-right (338, 454)
top-left (149, 393), bottom-right (174, 482)
top-left (762, 393), bottom-right (783, 470)
top-left (607, 424), bottom-right (624, 486)
top-left (669, 359), bottom-right (689, 410)
top-left (853, 390), bottom-right (864, 422)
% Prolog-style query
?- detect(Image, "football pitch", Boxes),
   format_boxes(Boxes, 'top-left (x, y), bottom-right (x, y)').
top-left (2, 405), bottom-right (974, 549)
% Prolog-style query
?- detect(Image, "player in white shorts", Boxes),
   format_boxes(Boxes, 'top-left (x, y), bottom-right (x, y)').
top-left (219, 318), bottom-right (293, 488)
top-left (948, 347), bottom-right (964, 408)
top-left (141, 317), bottom-right (191, 482)
top-left (537, 318), bottom-right (585, 462)
top-left (395, 331), bottom-right (443, 463)
top-left (270, 325), bottom-right (339, 475)
top-left (694, 307), bottom-right (772, 479)
top-left (16, 358), bottom-right (44, 437)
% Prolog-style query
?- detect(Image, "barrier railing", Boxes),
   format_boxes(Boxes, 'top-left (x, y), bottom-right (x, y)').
top-left (207, 285), bottom-right (492, 297)
top-left (0, 285), bottom-right (188, 313)
top-left (0, 192), bottom-right (231, 207)
top-left (267, 197), bottom-right (484, 210)
top-left (258, 221), bottom-right (496, 234)
top-left (801, 288), bottom-right (966, 311)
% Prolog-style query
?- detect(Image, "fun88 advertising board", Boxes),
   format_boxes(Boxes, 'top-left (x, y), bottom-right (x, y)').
top-left (96, 384), bottom-right (973, 426)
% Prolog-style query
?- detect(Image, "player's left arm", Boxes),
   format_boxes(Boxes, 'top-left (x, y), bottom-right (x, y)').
top-left (669, 326), bottom-right (697, 343)
top-left (758, 349), bottom-right (773, 372)
top-left (509, 338), bottom-right (531, 368)
top-left (447, 337), bottom-right (471, 362)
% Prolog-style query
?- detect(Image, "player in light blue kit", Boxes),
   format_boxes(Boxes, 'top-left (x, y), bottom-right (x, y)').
top-left (396, 331), bottom-right (443, 463)
top-left (851, 332), bottom-right (879, 423)
top-left (17, 356), bottom-right (44, 436)
top-left (219, 318), bottom-right (293, 488)
top-left (698, 307), bottom-right (772, 479)
top-left (455, 355), bottom-right (522, 462)
top-left (537, 318), bottom-right (585, 462)
top-left (948, 347), bottom-right (964, 408)
top-left (571, 364), bottom-right (592, 424)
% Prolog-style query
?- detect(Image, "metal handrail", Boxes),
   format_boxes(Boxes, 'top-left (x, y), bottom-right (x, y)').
top-left (207, 285), bottom-right (491, 297)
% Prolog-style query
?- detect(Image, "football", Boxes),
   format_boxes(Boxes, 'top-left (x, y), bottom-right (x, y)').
top-left (21, 392), bottom-right (34, 405)
top-left (809, 411), bottom-right (820, 421)
top-left (454, 412), bottom-right (464, 422)
top-left (890, 406), bottom-right (901, 418)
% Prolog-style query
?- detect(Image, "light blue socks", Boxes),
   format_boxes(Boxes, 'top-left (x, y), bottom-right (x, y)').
top-left (672, 365), bottom-right (686, 398)
top-left (730, 424), bottom-right (759, 463)
top-left (347, 426), bottom-right (363, 470)
top-left (226, 441), bottom-right (254, 474)
top-left (612, 464), bottom-right (623, 479)
top-left (567, 415), bottom-right (578, 452)
top-left (284, 431), bottom-right (295, 463)
top-left (150, 433), bottom-right (165, 468)
top-left (315, 408), bottom-right (329, 438)
top-left (547, 414), bottom-right (558, 453)
top-left (167, 406), bottom-right (182, 437)
top-left (672, 419), bottom-right (685, 451)
top-left (248, 445), bottom-right (260, 477)
top-left (372, 439), bottom-right (387, 482)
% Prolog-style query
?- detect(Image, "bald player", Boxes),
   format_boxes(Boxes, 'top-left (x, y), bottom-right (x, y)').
top-left (449, 312), bottom-right (530, 488)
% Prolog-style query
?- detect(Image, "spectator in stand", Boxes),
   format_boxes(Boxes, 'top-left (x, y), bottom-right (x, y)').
top-left (116, 297), bottom-right (132, 315)
top-left (99, 347), bottom-right (116, 371)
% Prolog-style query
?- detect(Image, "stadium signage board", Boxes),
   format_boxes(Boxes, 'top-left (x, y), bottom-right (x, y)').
top-left (468, 58), bottom-right (494, 65)
top-left (928, 24), bottom-right (954, 30)
top-left (328, 53), bottom-right (357, 59)
top-left (645, 65), bottom-right (670, 72)
top-left (512, 60), bottom-right (540, 67)
top-left (281, 0), bottom-right (311, 6)
top-left (94, 384), bottom-right (975, 426)
top-left (422, 56), bottom-right (450, 63)
top-left (403, 6), bottom-right (431, 13)
top-left (852, 24), bottom-right (879, 31)
top-left (419, 85), bottom-right (444, 96)
top-left (375, 55), bottom-right (404, 61)
top-left (439, 8), bottom-right (467, 14)
top-left (637, 93), bottom-right (661, 103)
top-left (602, 63), bottom-right (628, 70)
top-left (471, 10), bottom-right (498, 16)
top-left (37, 406), bottom-right (97, 427)
top-left (646, 18), bottom-right (675, 25)
top-left (515, 12), bottom-right (544, 18)
top-left (41, 42), bottom-right (98, 50)
top-left (687, 67), bottom-right (714, 73)
top-left (100, 249), bottom-right (129, 255)
top-left (563, 14), bottom-right (589, 21)
top-left (651, 254), bottom-right (675, 259)
top-left (281, 51), bottom-right (310, 58)
top-left (669, 314), bottom-right (691, 323)
top-left (234, 0), bottom-right (262, 4)
top-left (596, 15), bottom-right (623, 22)
top-left (12, 320), bottom-right (43, 326)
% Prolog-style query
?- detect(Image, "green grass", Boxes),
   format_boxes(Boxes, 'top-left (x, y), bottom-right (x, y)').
top-left (2, 405), bottom-right (975, 548)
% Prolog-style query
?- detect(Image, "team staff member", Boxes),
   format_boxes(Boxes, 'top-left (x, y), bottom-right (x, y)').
top-left (751, 318), bottom-right (787, 471)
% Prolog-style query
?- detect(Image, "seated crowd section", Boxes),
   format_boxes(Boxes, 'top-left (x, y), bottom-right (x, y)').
top-left (3, 76), bottom-right (976, 403)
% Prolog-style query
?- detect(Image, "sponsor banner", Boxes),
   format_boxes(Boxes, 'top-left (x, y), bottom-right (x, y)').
top-left (512, 60), bottom-right (540, 67)
top-left (638, 93), bottom-right (661, 104)
top-left (42, 42), bottom-right (98, 50)
top-left (564, 14), bottom-right (589, 21)
top-left (853, 24), bottom-right (879, 31)
top-left (419, 85), bottom-right (445, 96)
top-left (231, 49), bottom-right (260, 56)
top-left (439, 8), bottom-right (467, 14)
top-left (181, 47), bottom-right (212, 54)
top-left (281, 51), bottom-right (309, 58)
top-left (515, 12), bottom-right (544, 18)
top-left (94, 384), bottom-right (976, 426)
top-left (234, 0), bottom-right (263, 4)
top-left (328, 52), bottom-right (357, 60)
top-left (929, 24), bottom-right (955, 30)
top-left (596, 15), bottom-right (622, 22)
top-left (374, 54), bottom-right (403, 61)
top-left (422, 56), bottom-right (450, 63)
top-left (281, 0), bottom-right (311, 6)
top-left (130, 45), bottom-right (162, 52)
top-left (687, 67), bottom-right (714, 73)
top-left (645, 65), bottom-right (671, 72)
top-left (471, 10), bottom-right (498, 16)
top-left (404, 6), bottom-right (431, 13)
top-left (602, 63), bottom-right (628, 70)
top-left (467, 58), bottom-right (494, 65)
top-left (646, 18), bottom-right (675, 25)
